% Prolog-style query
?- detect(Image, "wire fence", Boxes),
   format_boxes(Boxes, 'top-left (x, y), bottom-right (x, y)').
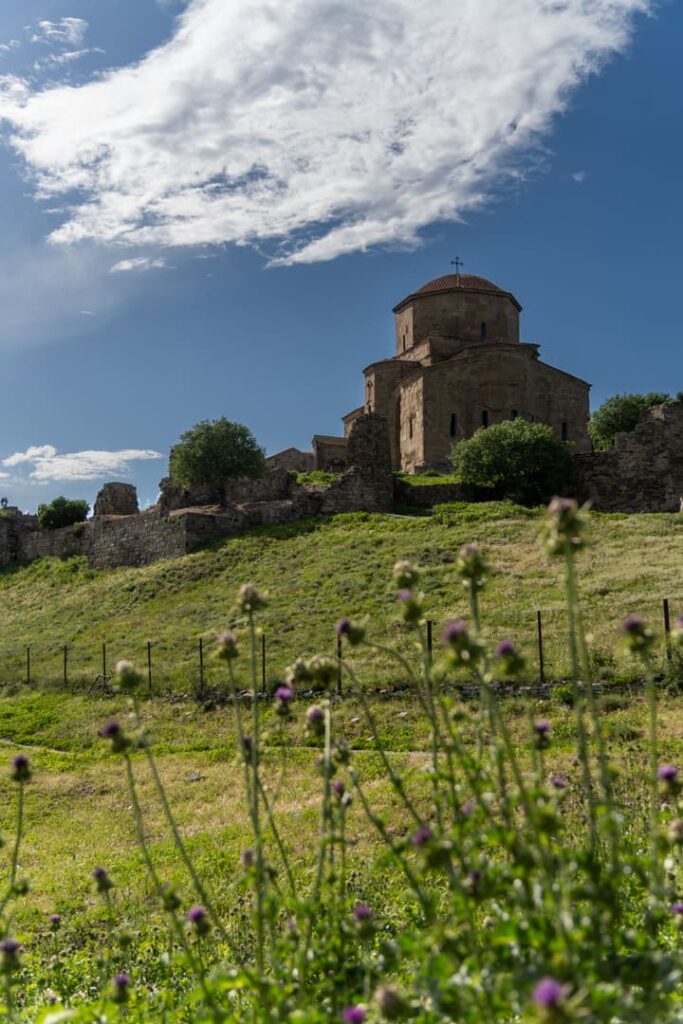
top-left (0, 596), bottom-right (679, 699)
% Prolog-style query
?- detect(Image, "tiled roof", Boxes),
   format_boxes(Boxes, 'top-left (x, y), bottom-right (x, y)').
top-left (416, 274), bottom-right (503, 295)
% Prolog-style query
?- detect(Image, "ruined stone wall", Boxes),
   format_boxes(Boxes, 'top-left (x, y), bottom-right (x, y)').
top-left (394, 481), bottom-right (467, 507)
top-left (312, 436), bottom-right (348, 472)
top-left (322, 413), bottom-right (394, 513)
top-left (18, 524), bottom-right (90, 562)
top-left (94, 483), bottom-right (139, 517)
top-left (575, 402), bottom-right (683, 513)
top-left (266, 449), bottom-right (314, 473)
top-left (158, 469), bottom-right (292, 514)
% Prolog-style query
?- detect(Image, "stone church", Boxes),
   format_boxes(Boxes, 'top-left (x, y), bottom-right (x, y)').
top-left (310, 272), bottom-right (591, 473)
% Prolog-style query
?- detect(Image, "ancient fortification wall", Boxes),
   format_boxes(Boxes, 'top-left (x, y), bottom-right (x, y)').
top-left (575, 402), bottom-right (683, 513)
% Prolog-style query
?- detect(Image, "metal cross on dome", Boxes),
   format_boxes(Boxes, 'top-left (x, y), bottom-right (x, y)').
top-left (451, 257), bottom-right (464, 274)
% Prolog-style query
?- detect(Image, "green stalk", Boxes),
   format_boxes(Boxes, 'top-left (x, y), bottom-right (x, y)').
top-left (248, 613), bottom-right (266, 979)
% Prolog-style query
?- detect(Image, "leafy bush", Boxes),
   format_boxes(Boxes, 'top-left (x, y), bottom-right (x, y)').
top-left (169, 417), bottom-right (265, 498)
top-left (588, 392), bottom-right (671, 449)
top-left (37, 496), bottom-right (89, 530)
top-left (450, 419), bottom-right (573, 505)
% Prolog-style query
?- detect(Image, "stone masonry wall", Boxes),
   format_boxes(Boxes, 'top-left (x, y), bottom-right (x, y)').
top-left (322, 413), bottom-right (394, 513)
top-left (19, 524), bottom-right (90, 562)
top-left (575, 401), bottom-right (683, 513)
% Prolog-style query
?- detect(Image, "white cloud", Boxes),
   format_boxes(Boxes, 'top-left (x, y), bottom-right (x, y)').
top-left (0, 0), bottom-right (649, 264)
top-left (572, 170), bottom-right (588, 182)
top-left (0, 472), bottom-right (10, 480)
top-left (110, 256), bottom-right (169, 273)
top-left (2, 445), bottom-right (163, 482)
top-left (35, 48), bottom-right (104, 70)
top-left (31, 18), bottom-right (88, 48)
top-left (0, 40), bottom-right (21, 55)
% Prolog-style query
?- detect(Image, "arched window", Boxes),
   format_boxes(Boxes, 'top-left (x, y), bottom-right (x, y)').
top-left (482, 410), bottom-right (489, 428)
top-left (511, 409), bottom-right (518, 420)
top-left (449, 413), bottom-right (457, 438)
top-left (480, 322), bottom-right (488, 341)
top-left (561, 421), bottom-right (568, 441)
top-left (409, 414), bottom-right (414, 440)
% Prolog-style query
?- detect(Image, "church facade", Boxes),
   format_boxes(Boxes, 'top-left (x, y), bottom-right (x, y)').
top-left (312, 272), bottom-right (591, 473)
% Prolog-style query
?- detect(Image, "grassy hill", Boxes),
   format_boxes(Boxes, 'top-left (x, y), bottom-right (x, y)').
top-left (0, 500), bottom-right (682, 1012)
top-left (0, 503), bottom-right (681, 690)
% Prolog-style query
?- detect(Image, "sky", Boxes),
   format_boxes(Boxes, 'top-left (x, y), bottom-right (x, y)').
top-left (0, 0), bottom-right (680, 511)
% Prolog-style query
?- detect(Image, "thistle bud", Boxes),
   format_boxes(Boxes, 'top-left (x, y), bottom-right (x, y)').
top-left (541, 497), bottom-right (587, 558)
top-left (98, 719), bottom-right (130, 755)
top-left (115, 660), bottom-right (143, 692)
top-left (336, 618), bottom-right (366, 646)
top-left (392, 560), bottom-right (419, 589)
top-left (397, 589), bottom-right (423, 625)
top-left (455, 543), bottom-right (489, 589)
top-left (237, 583), bottom-right (267, 613)
top-left (375, 985), bottom-right (408, 1020)
top-left (0, 939), bottom-right (22, 975)
top-left (11, 754), bottom-right (31, 783)
top-left (216, 630), bottom-right (239, 662)
top-left (622, 614), bottom-right (655, 657)
top-left (111, 972), bottom-right (130, 1005)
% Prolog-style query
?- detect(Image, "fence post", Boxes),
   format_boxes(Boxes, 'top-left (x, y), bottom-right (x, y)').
top-left (102, 642), bottom-right (107, 680)
top-left (261, 634), bottom-right (266, 694)
top-left (664, 598), bottom-right (672, 662)
top-left (147, 640), bottom-right (153, 695)
top-left (337, 634), bottom-right (343, 695)
top-left (536, 610), bottom-right (545, 685)
top-left (26, 646), bottom-right (31, 686)
top-left (427, 620), bottom-right (433, 660)
top-left (198, 637), bottom-right (205, 696)
top-left (63, 644), bottom-right (68, 689)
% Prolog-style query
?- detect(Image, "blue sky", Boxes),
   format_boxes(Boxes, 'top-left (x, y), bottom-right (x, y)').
top-left (0, 0), bottom-right (679, 510)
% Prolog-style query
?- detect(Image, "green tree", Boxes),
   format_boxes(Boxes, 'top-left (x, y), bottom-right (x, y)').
top-left (169, 418), bottom-right (265, 499)
top-left (37, 496), bottom-right (89, 530)
top-left (450, 419), bottom-right (573, 505)
top-left (588, 392), bottom-right (671, 450)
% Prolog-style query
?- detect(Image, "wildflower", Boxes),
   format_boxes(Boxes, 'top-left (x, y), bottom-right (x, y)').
top-left (216, 630), bottom-right (239, 662)
top-left (342, 1006), bottom-right (366, 1024)
top-left (336, 617), bottom-right (366, 646)
top-left (11, 754), bottom-right (31, 783)
top-left (455, 542), bottom-right (489, 589)
top-left (111, 972), bottom-right (130, 1005)
top-left (241, 849), bottom-right (255, 869)
top-left (161, 883), bottom-right (182, 912)
top-left (237, 583), bottom-right (267, 613)
top-left (668, 819), bottom-right (683, 845)
top-left (0, 938), bottom-right (22, 974)
top-left (411, 824), bottom-right (433, 847)
top-left (115, 660), bottom-right (143, 692)
top-left (92, 866), bottom-right (114, 893)
top-left (396, 589), bottom-right (423, 625)
top-left (309, 655), bottom-right (338, 689)
top-left (551, 775), bottom-right (568, 790)
top-left (49, 913), bottom-right (61, 931)
top-left (658, 764), bottom-right (682, 795)
top-left (332, 779), bottom-right (346, 799)
top-left (392, 560), bottom-right (419, 589)
top-left (186, 905), bottom-right (210, 936)
top-left (494, 639), bottom-right (526, 676)
top-left (441, 619), bottom-right (484, 668)
top-left (541, 497), bottom-right (587, 558)
top-left (240, 735), bottom-right (253, 758)
top-left (306, 705), bottom-right (325, 736)
top-left (375, 985), bottom-right (407, 1020)
top-left (533, 976), bottom-right (565, 1008)
top-left (532, 719), bottom-right (552, 752)
top-left (274, 685), bottom-right (294, 716)
top-left (672, 901), bottom-right (683, 915)
top-left (352, 904), bottom-right (374, 936)
top-left (461, 800), bottom-right (475, 817)
top-left (98, 719), bottom-right (130, 755)
top-left (621, 613), bottom-right (656, 657)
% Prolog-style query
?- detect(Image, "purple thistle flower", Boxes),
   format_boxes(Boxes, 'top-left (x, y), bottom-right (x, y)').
top-left (92, 866), bottom-right (114, 892)
top-left (397, 588), bottom-right (413, 602)
top-left (342, 1007), bottom-right (366, 1024)
top-left (241, 849), bottom-right (255, 869)
top-left (112, 972), bottom-right (130, 1004)
top-left (461, 800), bottom-right (474, 817)
top-left (0, 938), bottom-right (20, 955)
top-left (622, 613), bottom-right (645, 635)
top-left (333, 779), bottom-right (345, 797)
top-left (442, 619), bottom-right (467, 645)
top-left (11, 754), bottom-right (31, 783)
top-left (534, 719), bottom-right (551, 734)
top-left (352, 903), bottom-right (373, 922)
top-left (658, 764), bottom-right (679, 782)
top-left (241, 735), bottom-right (253, 754)
top-left (551, 775), bottom-right (568, 790)
top-left (99, 720), bottom-right (121, 739)
top-left (336, 617), bottom-right (351, 637)
top-left (411, 825), bottom-right (433, 847)
top-left (495, 639), bottom-right (516, 657)
top-left (186, 905), bottom-right (210, 935)
top-left (672, 902), bottom-right (683, 915)
top-left (113, 972), bottom-right (129, 988)
top-left (275, 686), bottom-right (293, 703)
top-left (533, 977), bottom-right (564, 1008)
top-left (49, 913), bottom-right (61, 928)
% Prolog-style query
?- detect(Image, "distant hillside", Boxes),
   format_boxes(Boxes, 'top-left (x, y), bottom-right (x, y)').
top-left (0, 504), bottom-right (681, 689)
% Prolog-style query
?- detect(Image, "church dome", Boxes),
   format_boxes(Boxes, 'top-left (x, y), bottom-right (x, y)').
top-left (416, 273), bottom-right (504, 296)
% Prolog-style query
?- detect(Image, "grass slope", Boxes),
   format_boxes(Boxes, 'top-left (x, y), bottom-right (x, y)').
top-left (0, 503), bottom-right (682, 689)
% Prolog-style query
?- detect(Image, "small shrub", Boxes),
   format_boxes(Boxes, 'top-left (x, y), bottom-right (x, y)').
top-left (450, 419), bottom-right (573, 505)
top-left (296, 470), bottom-right (340, 486)
top-left (37, 496), bottom-right (89, 530)
top-left (552, 682), bottom-right (575, 706)
top-left (588, 392), bottom-right (671, 449)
